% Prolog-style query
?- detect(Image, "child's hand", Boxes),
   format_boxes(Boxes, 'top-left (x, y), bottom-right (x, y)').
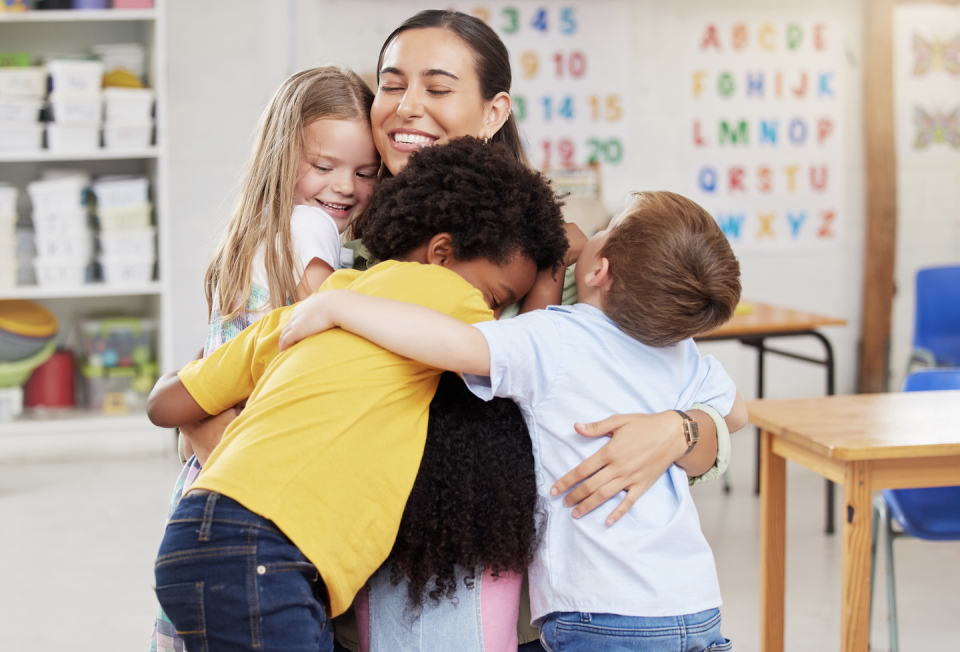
top-left (181, 406), bottom-right (241, 466)
top-left (563, 222), bottom-right (588, 267)
top-left (279, 291), bottom-right (342, 351)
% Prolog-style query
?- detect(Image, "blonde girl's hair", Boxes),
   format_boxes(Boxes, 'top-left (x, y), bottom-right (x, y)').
top-left (204, 66), bottom-right (375, 321)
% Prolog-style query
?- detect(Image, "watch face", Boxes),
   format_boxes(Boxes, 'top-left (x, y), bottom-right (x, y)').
top-left (688, 421), bottom-right (700, 444)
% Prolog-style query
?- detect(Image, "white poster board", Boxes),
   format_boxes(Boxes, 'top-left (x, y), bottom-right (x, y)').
top-left (685, 16), bottom-right (846, 250)
top-left (390, 2), bottom-right (631, 172)
top-left (894, 4), bottom-right (960, 160)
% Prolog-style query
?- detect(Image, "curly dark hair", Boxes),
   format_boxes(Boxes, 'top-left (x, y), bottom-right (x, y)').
top-left (360, 137), bottom-right (568, 276)
top-left (387, 372), bottom-right (541, 609)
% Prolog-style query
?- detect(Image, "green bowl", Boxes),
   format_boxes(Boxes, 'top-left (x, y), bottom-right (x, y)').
top-left (0, 339), bottom-right (56, 388)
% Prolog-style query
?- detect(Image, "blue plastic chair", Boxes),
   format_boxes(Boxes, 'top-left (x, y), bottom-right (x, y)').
top-left (908, 266), bottom-right (960, 370)
top-left (869, 369), bottom-right (960, 651)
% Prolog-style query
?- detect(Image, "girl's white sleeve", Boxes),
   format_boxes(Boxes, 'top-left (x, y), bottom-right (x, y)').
top-left (289, 205), bottom-right (345, 280)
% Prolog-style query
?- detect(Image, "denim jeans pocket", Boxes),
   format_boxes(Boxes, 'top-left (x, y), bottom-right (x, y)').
top-left (705, 639), bottom-right (733, 651)
top-left (155, 581), bottom-right (207, 652)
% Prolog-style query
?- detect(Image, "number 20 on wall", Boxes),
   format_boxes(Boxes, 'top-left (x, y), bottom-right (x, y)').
top-left (468, 5), bottom-right (578, 35)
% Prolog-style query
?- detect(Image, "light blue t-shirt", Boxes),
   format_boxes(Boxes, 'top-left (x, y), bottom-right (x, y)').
top-left (462, 303), bottom-right (736, 625)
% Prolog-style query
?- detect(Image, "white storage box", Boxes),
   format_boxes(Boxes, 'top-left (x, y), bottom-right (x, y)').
top-left (35, 229), bottom-right (93, 258)
top-left (46, 122), bottom-right (100, 152)
top-left (0, 97), bottom-right (43, 123)
top-left (0, 238), bottom-right (14, 263)
top-left (0, 386), bottom-right (24, 421)
top-left (0, 67), bottom-right (47, 99)
top-left (98, 226), bottom-right (155, 257)
top-left (0, 259), bottom-right (16, 289)
top-left (48, 92), bottom-right (102, 124)
top-left (92, 43), bottom-right (145, 78)
top-left (97, 203), bottom-right (152, 231)
top-left (33, 256), bottom-right (90, 286)
top-left (103, 87), bottom-right (154, 122)
top-left (47, 60), bottom-right (103, 95)
top-left (92, 177), bottom-right (149, 209)
top-left (31, 209), bottom-right (89, 236)
top-left (0, 185), bottom-right (17, 216)
top-left (0, 214), bottom-right (15, 236)
top-left (100, 254), bottom-right (155, 285)
top-left (103, 121), bottom-right (153, 150)
top-left (28, 176), bottom-right (89, 216)
top-left (0, 122), bottom-right (43, 152)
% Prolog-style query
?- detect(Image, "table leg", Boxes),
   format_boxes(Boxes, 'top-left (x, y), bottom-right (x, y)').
top-left (759, 430), bottom-right (786, 652)
top-left (841, 460), bottom-right (872, 652)
top-left (754, 338), bottom-right (766, 495)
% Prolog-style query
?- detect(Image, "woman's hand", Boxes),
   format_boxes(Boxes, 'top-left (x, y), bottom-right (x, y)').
top-left (179, 406), bottom-right (242, 466)
top-left (551, 409), bottom-right (718, 526)
top-left (279, 291), bottom-right (344, 351)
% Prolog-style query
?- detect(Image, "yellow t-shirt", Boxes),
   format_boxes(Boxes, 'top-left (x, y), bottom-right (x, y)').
top-left (180, 260), bottom-right (492, 617)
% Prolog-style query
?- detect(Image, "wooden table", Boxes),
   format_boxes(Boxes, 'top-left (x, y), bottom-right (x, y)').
top-left (699, 302), bottom-right (847, 532)
top-left (748, 391), bottom-right (960, 652)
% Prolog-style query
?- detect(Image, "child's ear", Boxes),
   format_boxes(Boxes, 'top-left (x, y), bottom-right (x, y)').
top-left (425, 233), bottom-right (455, 266)
top-left (481, 92), bottom-right (512, 141)
top-left (583, 257), bottom-right (613, 291)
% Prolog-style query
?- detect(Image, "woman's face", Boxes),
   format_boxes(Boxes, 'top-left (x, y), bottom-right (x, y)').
top-left (372, 28), bottom-right (496, 175)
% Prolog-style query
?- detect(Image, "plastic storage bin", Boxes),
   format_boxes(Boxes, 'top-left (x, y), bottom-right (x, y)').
top-left (103, 121), bottom-right (152, 150)
top-left (0, 97), bottom-right (43, 123)
top-left (31, 210), bottom-right (89, 236)
top-left (97, 226), bottom-right (155, 256)
top-left (0, 123), bottom-right (44, 152)
top-left (46, 60), bottom-right (103, 94)
top-left (80, 317), bottom-right (154, 368)
top-left (34, 229), bottom-right (93, 258)
top-left (0, 185), bottom-right (16, 216)
top-left (112, 0), bottom-right (153, 7)
top-left (100, 254), bottom-right (155, 285)
top-left (48, 92), bottom-right (102, 124)
top-left (0, 67), bottom-right (47, 99)
top-left (28, 176), bottom-right (89, 216)
top-left (93, 45), bottom-right (145, 79)
top-left (0, 259), bottom-right (15, 288)
top-left (46, 122), bottom-right (100, 152)
top-left (92, 176), bottom-right (149, 208)
top-left (82, 363), bottom-right (155, 413)
top-left (96, 203), bottom-right (151, 231)
top-left (33, 257), bottom-right (89, 286)
top-left (0, 386), bottom-right (23, 421)
top-left (102, 87), bottom-right (154, 122)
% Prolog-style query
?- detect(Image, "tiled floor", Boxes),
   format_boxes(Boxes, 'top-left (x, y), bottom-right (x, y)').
top-left (0, 432), bottom-right (957, 651)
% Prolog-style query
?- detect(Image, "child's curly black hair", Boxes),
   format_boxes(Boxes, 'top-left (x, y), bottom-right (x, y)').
top-left (387, 372), bottom-right (541, 609)
top-left (360, 137), bottom-right (568, 275)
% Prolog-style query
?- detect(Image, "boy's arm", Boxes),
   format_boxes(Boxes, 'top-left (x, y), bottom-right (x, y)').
top-left (148, 370), bottom-right (213, 428)
top-left (279, 290), bottom-right (492, 375)
top-left (518, 223), bottom-right (587, 314)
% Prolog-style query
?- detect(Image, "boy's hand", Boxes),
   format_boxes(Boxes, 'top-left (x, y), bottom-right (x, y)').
top-left (563, 222), bottom-right (588, 267)
top-left (181, 405), bottom-right (242, 466)
top-left (279, 291), bottom-right (343, 351)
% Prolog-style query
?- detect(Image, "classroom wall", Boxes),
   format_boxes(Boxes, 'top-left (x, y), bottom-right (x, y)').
top-left (165, 0), bottom-right (882, 404)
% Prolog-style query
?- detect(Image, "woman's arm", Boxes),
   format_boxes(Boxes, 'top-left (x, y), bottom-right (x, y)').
top-left (518, 223), bottom-right (587, 314)
top-left (551, 407), bottom-right (724, 526)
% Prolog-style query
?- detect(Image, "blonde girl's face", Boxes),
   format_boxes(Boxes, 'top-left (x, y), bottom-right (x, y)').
top-left (294, 118), bottom-right (380, 233)
top-left (372, 28), bottom-right (500, 175)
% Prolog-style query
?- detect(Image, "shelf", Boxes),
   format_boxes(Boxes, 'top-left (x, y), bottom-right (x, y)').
top-left (0, 281), bottom-right (162, 300)
top-left (0, 147), bottom-right (158, 163)
top-left (0, 407), bottom-right (171, 463)
top-left (0, 8), bottom-right (155, 22)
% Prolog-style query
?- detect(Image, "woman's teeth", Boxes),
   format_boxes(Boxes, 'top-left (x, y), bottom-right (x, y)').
top-left (393, 133), bottom-right (433, 145)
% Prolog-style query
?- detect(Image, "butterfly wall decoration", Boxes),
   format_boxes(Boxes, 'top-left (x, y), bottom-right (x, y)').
top-left (913, 107), bottom-right (960, 149)
top-left (912, 34), bottom-right (960, 76)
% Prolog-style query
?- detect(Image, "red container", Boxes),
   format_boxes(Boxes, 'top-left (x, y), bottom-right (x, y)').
top-left (112, 0), bottom-right (153, 7)
top-left (24, 350), bottom-right (75, 408)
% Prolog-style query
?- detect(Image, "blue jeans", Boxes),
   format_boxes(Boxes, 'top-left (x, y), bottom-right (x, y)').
top-left (154, 491), bottom-right (334, 652)
top-left (540, 609), bottom-right (731, 652)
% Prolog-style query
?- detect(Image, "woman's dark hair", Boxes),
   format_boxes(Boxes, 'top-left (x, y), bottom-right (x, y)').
top-left (387, 372), bottom-right (540, 608)
top-left (361, 136), bottom-right (567, 275)
top-left (377, 10), bottom-right (528, 168)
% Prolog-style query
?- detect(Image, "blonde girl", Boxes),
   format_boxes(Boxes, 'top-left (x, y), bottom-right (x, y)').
top-left (150, 65), bottom-right (379, 652)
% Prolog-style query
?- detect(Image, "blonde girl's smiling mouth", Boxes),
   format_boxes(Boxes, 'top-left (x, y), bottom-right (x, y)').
top-left (313, 199), bottom-right (356, 220)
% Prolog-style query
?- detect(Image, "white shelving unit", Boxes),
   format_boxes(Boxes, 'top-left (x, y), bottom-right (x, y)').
top-left (0, 3), bottom-right (172, 462)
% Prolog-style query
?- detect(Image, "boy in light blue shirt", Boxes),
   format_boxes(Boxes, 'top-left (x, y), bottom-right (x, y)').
top-left (280, 190), bottom-right (748, 652)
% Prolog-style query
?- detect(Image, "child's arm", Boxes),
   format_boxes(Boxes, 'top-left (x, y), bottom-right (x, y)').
top-left (295, 258), bottom-right (336, 301)
top-left (279, 289), bottom-right (492, 375)
top-left (518, 223), bottom-right (587, 314)
top-left (147, 370), bottom-right (214, 428)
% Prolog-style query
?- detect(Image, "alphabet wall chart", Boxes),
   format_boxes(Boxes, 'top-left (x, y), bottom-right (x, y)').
top-left (894, 5), bottom-right (960, 159)
top-left (685, 17), bottom-right (845, 250)
top-left (392, 2), bottom-right (631, 172)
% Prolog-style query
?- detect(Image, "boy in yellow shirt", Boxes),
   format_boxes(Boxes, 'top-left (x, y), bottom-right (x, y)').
top-left (146, 137), bottom-right (569, 652)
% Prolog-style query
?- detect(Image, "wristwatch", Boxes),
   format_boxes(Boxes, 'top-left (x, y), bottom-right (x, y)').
top-left (673, 409), bottom-right (700, 456)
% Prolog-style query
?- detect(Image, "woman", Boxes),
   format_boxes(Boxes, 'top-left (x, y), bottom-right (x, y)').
top-left (184, 10), bottom-right (731, 651)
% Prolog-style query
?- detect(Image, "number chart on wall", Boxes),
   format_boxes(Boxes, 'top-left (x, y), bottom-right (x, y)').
top-left (685, 17), bottom-right (845, 250)
top-left (436, 1), bottom-right (631, 172)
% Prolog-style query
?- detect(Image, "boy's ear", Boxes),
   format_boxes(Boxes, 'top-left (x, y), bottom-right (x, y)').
top-left (481, 92), bottom-right (512, 141)
top-left (582, 257), bottom-right (613, 291)
top-left (425, 233), bottom-right (455, 266)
